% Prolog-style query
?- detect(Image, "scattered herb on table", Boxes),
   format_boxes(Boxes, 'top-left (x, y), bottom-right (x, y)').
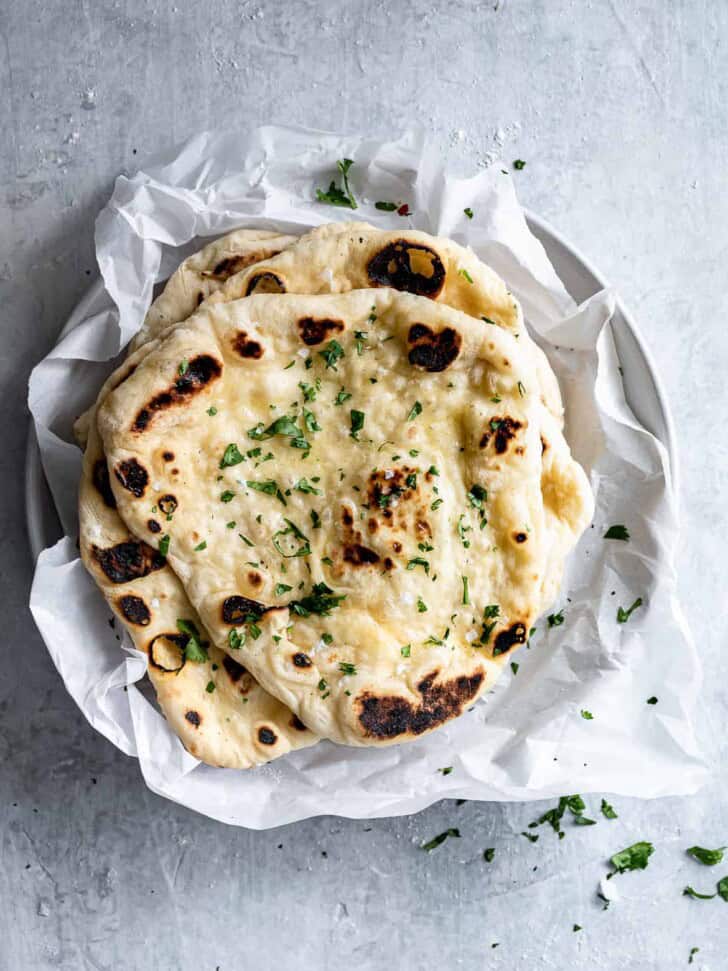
top-left (548, 609), bottom-right (564, 628)
top-left (513, 159), bottom-right (526, 170)
top-left (687, 846), bottom-right (725, 866)
top-left (421, 828), bottom-right (461, 852)
top-left (375, 200), bottom-right (397, 211)
top-left (464, 207), bottom-right (474, 219)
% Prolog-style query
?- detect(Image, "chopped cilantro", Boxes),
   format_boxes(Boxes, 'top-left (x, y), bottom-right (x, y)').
top-left (604, 524), bottom-right (630, 541)
top-left (517, 381), bottom-right (526, 397)
top-left (246, 479), bottom-right (286, 504)
top-left (610, 841), bottom-right (654, 874)
top-left (205, 680), bottom-right (215, 693)
top-left (458, 268), bottom-right (474, 284)
top-left (464, 207), bottom-right (474, 219)
top-left (683, 886), bottom-right (715, 900)
top-left (483, 847), bottom-right (495, 862)
top-left (548, 609), bottom-right (564, 628)
top-left (275, 583), bottom-right (293, 596)
top-left (417, 596), bottom-right (428, 613)
top-left (158, 534), bottom-right (170, 558)
top-left (510, 661), bottom-right (519, 675)
top-left (407, 401), bottom-right (423, 421)
top-left (299, 379), bottom-right (321, 402)
top-left (219, 443), bottom-right (244, 468)
top-left (457, 515), bottom-right (472, 548)
top-left (206, 406), bottom-right (218, 416)
top-left (462, 576), bottom-right (470, 605)
top-left (430, 498), bottom-right (443, 511)
top-left (338, 662), bottom-right (357, 676)
top-left (178, 358), bottom-right (189, 375)
top-left (600, 799), bottom-right (618, 820)
top-left (193, 540), bottom-right (207, 552)
top-left (513, 159), bottom-right (526, 170)
top-left (400, 644), bottom-right (411, 657)
top-left (421, 828), bottom-right (460, 852)
top-left (687, 846), bottom-right (725, 866)
top-left (581, 709), bottom-right (594, 720)
top-left (272, 519), bottom-right (311, 558)
top-left (319, 339), bottom-right (345, 370)
top-left (238, 533), bottom-right (253, 546)
top-left (290, 582), bottom-right (346, 617)
top-left (350, 409), bottom-right (365, 440)
top-left (689, 948), bottom-right (700, 963)
top-left (522, 831), bottom-right (539, 843)
top-left (375, 200), bottom-right (397, 211)
top-left (647, 695), bottom-right (658, 704)
top-left (354, 330), bottom-right (368, 355)
top-left (467, 484), bottom-right (487, 509)
top-left (228, 628), bottom-right (244, 650)
top-left (617, 597), bottom-right (643, 623)
top-left (334, 387), bottom-right (352, 406)
top-left (315, 158), bottom-right (357, 209)
top-left (439, 766), bottom-right (453, 775)
top-left (294, 477), bottom-right (322, 495)
top-left (176, 619), bottom-right (208, 661)
top-left (248, 415), bottom-right (308, 449)
top-left (220, 490), bottom-right (235, 503)
top-left (406, 557), bottom-right (430, 575)
top-left (310, 509), bottom-right (321, 529)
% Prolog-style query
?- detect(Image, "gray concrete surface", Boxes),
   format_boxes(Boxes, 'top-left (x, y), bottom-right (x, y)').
top-left (2, 1), bottom-right (727, 968)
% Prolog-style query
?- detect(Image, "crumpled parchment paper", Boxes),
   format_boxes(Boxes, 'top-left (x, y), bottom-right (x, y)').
top-left (27, 126), bottom-right (706, 827)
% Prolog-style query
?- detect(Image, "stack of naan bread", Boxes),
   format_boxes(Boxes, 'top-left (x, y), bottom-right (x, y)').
top-left (77, 222), bottom-right (593, 768)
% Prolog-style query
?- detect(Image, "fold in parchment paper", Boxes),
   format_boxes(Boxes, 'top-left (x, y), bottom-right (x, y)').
top-left (28, 126), bottom-right (706, 827)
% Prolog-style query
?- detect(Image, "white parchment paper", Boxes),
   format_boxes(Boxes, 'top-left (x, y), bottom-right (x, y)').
top-left (27, 126), bottom-right (706, 827)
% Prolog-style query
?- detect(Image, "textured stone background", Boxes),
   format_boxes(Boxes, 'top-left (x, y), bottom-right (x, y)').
top-left (2, 1), bottom-right (727, 968)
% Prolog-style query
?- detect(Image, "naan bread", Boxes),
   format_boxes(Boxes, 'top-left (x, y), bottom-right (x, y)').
top-left (130, 228), bottom-right (299, 351)
top-left (98, 289), bottom-right (561, 746)
top-left (74, 228), bottom-right (299, 448)
top-left (205, 224), bottom-right (564, 426)
top-left (79, 348), bottom-right (318, 768)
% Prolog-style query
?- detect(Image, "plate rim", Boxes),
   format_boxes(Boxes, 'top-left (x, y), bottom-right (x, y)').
top-left (24, 211), bottom-right (679, 561)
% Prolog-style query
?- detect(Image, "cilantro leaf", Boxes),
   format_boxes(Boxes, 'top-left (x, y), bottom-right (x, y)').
top-left (219, 443), bottom-right (244, 468)
top-left (600, 799), bottom-right (618, 820)
top-left (407, 400), bottom-right (423, 421)
top-left (319, 339), bottom-right (345, 370)
top-left (687, 846), bottom-right (725, 866)
top-left (315, 158), bottom-right (358, 209)
top-left (617, 597), bottom-right (643, 623)
top-left (483, 847), bottom-right (495, 862)
top-left (350, 409), bottom-right (365, 440)
top-left (604, 524), bottom-right (630, 541)
top-left (375, 200), bottom-right (397, 211)
top-left (289, 582), bottom-right (346, 617)
top-left (421, 828), bottom-right (461, 852)
top-left (176, 618), bottom-right (208, 662)
top-left (610, 841), bottom-right (654, 873)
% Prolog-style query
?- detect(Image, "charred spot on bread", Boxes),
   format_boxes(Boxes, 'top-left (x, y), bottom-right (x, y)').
top-left (132, 355), bottom-right (222, 432)
top-left (297, 317), bottom-right (345, 346)
top-left (407, 323), bottom-right (461, 372)
top-left (357, 670), bottom-right (484, 739)
top-left (367, 240), bottom-right (446, 298)
top-left (93, 540), bottom-right (165, 584)
top-left (114, 458), bottom-right (149, 498)
top-left (117, 594), bottom-right (151, 626)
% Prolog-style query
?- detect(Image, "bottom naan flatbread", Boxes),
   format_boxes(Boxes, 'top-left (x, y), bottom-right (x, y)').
top-left (79, 349), bottom-right (318, 768)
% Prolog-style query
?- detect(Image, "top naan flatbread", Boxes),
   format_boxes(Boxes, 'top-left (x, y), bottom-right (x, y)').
top-left (98, 289), bottom-right (564, 746)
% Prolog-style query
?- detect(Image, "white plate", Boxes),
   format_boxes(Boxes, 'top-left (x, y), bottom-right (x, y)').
top-left (25, 211), bottom-right (678, 561)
